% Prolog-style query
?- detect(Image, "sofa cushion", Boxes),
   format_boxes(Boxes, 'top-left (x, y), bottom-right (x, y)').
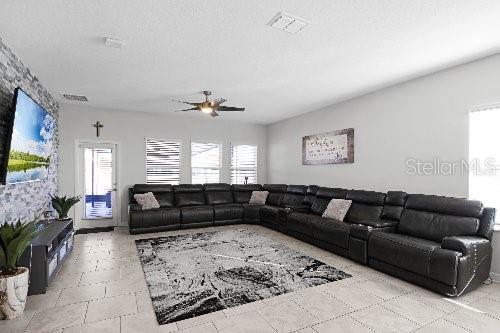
top-left (310, 187), bottom-right (348, 215)
top-left (346, 190), bottom-right (386, 205)
top-left (242, 203), bottom-right (265, 220)
top-left (405, 194), bottom-right (483, 218)
top-left (129, 207), bottom-right (181, 229)
top-left (344, 190), bottom-right (386, 223)
top-left (398, 209), bottom-right (479, 243)
top-left (249, 191), bottom-right (269, 204)
top-left (204, 183), bottom-right (231, 191)
top-left (303, 185), bottom-right (319, 206)
top-left (260, 205), bottom-right (281, 224)
top-left (313, 219), bottom-right (351, 249)
top-left (345, 203), bottom-right (384, 223)
top-left (322, 199), bottom-right (352, 220)
top-left (213, 204), bottom-right (243, 221)
top-left (204, 183), bottom-right (233, 205)
top-left (134, 192), bottom-right (160, 210)
top-left (369, 233), bottom-right (461, 285)
top-left (380, 191), bottom-right (407, 222)
top-left (232, 184), bottom-right (262, 203)
top-left (263, 184), bottom-right (287, 206)
top-left (281, 185), bottom-right (307, 207)
top-left (206, 191), bottom-right (233, 205)
top-left (174, 184), bottom-right (206, 207)
top-left (132, 184), bottom-right (174, 208)
top-left (180, 206), bottom-right (214, 224)
top-left (287, 212), bottom-right (319, 237)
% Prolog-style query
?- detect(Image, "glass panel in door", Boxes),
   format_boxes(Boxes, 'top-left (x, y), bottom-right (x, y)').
top-left (83, 148), bottom-right (113, 219)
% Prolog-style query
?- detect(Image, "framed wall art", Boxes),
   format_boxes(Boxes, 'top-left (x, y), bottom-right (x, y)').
top-left (302, 128), bottom-right (354, 165)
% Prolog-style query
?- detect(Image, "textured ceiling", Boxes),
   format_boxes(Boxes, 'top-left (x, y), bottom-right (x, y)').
top-left (1, 0), bottom-right (500, 124)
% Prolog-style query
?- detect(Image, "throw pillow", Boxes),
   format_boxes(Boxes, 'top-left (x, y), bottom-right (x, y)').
top-left (134, 192), bottom-right (160, 210)
top-left (249, 191), bottom-right (269, 204)
top-left (322, 199), bottom-right (352, 221)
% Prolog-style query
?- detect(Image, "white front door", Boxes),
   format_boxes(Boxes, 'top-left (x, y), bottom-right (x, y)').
top-left (75, 141), bottom-right (119, 229)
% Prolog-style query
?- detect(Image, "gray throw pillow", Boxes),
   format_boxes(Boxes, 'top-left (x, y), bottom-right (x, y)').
top-left (249, 191), bottom-right (269, 204)
top-left (134, 192), bottom-right (160, 210)
top-left (322, 199), bottom-right (352, 221)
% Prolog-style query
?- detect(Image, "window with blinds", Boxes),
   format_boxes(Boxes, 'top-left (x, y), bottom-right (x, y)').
top-left (145, 139), bottom-right (181, 184)
top-left (191, 142), bottom-right (221, 184)
top-left (231, 144), bottom-right (258, 184)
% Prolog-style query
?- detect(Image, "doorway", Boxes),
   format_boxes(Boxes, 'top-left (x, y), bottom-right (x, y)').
top-left (75, 141), bottom-right (119, 229)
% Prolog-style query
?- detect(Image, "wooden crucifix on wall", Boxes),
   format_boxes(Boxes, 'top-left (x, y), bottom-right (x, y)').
top-left (92, 121), bottom-right (103, 137)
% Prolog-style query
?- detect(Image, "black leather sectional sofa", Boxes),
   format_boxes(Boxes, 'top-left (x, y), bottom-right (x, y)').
top-left (129, 183), bottom-right (495, 297)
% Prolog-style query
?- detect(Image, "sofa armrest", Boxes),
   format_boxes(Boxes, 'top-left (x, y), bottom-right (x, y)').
top-left (356, 219), bottom-right (398, 228)
top-left (350, 219), bottom-right (397, 240)
top-left (441, 236), bottom-right (490, 256)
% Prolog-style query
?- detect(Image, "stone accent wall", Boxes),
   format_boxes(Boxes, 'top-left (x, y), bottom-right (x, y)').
top-left (0, 36), bottom-right (59, 223)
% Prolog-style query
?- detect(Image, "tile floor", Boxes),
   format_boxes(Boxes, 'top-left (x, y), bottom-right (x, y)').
top-left (1, 224), bottom-right (499, 333)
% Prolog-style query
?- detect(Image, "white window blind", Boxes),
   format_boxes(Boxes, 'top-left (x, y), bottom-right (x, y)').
top-left (231, 144), bottom-right (257, 184)
top-left (191, 142), bottom-right (221, 184)
top-left (146, 139), bottom-right (181, 184)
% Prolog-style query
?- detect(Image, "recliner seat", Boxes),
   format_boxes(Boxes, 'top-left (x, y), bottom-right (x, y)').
top-left (259, 184), bottom-right (287, 230)
top-left (260, 184), bottom-right (307, 230)
top-left (205, 183), bottom-right (243, 226)
top-left (231, 184), bottom-right (263, 223)
top-left (128, 184), bottom-right (181, 234)
top-left (368, 194), bottom-right (494, 296)
top-left (174, 184), bottom-right (214, 229)
top-left (286, 187), bottom-right (348, 245)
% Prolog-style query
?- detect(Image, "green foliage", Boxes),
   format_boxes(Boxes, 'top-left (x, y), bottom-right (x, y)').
top-left (0, 219), bottom-right (37, 274)
top-left (9, 150), bottom-right (50, 164)
top-left (51, 195), bottom-right (81, 219)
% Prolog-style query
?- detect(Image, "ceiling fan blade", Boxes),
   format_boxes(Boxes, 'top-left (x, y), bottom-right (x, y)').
top-left (172, 99), bottom-right (200, 106)
top-left (212, 98), bottom-right (227, 107)
top-left (216, 106), bottom-right (245, 111)
top-left (175, 107), bottom-right (198, 112)
top-left (210, 111), bottom-right (219, 117)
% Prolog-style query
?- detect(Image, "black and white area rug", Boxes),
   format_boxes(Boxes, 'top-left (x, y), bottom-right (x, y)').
top-left (135, 229), bottom-right (352, 325)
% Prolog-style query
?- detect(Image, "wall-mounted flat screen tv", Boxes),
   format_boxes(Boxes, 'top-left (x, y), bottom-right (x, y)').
top-left (1, 88), bottom-right (55, 184)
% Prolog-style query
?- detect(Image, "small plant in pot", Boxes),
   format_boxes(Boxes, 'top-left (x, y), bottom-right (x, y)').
top-left (51, 195), bottom-right (81, 220)
top-left (0, 219), bottom-right (37, 320)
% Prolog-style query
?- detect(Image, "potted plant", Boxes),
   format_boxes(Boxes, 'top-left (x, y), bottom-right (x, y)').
top-left (51, 195), bottom-right (81, 220)
top-left (0, 219), bottom-right (37, 320)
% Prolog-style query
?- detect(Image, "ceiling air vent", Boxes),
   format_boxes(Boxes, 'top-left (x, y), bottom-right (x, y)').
top-left (268, 12), bottom-right (308, 34)
top-left (61, 94), bottom-right (88, 102)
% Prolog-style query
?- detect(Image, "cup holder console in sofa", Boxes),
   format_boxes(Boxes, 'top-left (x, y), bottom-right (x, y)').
top-left (128, 183), bottom-right (495, 297)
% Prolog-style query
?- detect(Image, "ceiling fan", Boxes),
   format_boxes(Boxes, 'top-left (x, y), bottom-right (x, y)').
top-left (173, 91), bottom-right (245, 117)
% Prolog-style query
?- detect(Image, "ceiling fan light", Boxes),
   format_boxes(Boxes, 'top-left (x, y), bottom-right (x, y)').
top-left (201, 106), bottom-right (213, 113)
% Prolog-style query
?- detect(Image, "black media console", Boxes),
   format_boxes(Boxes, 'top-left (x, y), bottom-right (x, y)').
top-left (19, 218), bottom-right (74, 295)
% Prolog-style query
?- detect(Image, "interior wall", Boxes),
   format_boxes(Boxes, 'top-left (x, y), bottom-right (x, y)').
top-left (0, 36), bottom-right (59, 223)
top-left (267, 52), bottom-right (500, 279)
top-left (58, 105), bottom-right (267, 226)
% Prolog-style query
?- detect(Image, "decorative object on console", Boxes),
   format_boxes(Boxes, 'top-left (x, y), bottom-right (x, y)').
top-left (134, 192), bottom-right (160, 210)
top-left (322, 198), bottom-right (352, 220)
top-left (249, 190), bottom-right (269, 204)
top-left (0, 219), bottom-right (37, 320)
top-left (136, 229), bottom-right (352, 325)
top-left (302, 128), bottom-right (354, 165)
top-left (50, 195), bottom-right (81, 219)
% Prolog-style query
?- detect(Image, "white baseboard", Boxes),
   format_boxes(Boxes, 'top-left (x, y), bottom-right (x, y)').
top-left (491, 272), bottom-right (500, 283)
